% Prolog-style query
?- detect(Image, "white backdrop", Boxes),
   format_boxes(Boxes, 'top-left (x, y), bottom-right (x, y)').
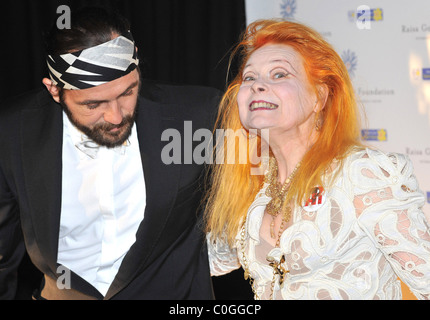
top-left (245, 0), bottom-right (430, 218)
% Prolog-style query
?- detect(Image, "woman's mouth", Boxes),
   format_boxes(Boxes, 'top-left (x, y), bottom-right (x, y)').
top-left (249, 100), bottom-right (279, 111)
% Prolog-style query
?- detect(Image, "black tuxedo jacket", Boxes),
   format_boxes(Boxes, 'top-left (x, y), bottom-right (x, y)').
top-left (0, 81), bottom-right (220, 299)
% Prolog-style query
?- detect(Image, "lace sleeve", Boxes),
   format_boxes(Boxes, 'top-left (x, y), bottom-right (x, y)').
top-left (207, 233), bottom-right (241, 277)
top-left (352, 149), bottom-right (430, 300)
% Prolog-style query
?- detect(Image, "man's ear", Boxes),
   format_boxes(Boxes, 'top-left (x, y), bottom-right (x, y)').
top-left (42, 78), bottom-right (61, 103)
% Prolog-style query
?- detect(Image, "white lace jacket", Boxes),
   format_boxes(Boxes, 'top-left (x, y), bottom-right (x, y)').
top-left (208, 148), bottom-right (430, 300)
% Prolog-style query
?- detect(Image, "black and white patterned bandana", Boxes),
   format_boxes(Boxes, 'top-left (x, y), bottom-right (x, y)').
top-left (47, 34), bottom-right (139, 90)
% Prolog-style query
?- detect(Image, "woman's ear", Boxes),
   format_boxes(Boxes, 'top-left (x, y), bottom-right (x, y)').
top-left (314, 84), bottom-right (329, 113)
top-left (42, 78), bottom-right (61, 103)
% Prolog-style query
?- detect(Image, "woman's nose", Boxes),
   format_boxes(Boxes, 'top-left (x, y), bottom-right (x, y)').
top-left (251, 79), bottom-right (267, 93)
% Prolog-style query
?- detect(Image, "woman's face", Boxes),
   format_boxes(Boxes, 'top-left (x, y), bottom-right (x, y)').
top-left (237, 43), bottom-right (318, 140)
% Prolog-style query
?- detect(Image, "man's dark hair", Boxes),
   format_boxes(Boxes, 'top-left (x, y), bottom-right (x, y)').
top-left (45, 6), bottom-right (131, 55)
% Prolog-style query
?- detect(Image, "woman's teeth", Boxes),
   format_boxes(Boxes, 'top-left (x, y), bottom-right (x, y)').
top-left (249, 101), bottom-right (278, 111)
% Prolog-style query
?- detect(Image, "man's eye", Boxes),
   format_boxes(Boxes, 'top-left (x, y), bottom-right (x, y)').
top-left (87, 103), bottom-right (100, 109)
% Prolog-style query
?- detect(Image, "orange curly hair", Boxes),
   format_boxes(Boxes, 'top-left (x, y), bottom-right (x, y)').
top-left (204, 19), bottom-right (363, 245)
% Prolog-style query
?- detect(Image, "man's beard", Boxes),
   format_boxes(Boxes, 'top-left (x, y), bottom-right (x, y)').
top-left (61, 100), bottom-right (138, 148)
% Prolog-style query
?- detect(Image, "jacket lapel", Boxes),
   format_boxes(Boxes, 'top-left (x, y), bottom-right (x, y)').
top-left (105, 96), bottom-right (183, 299)
top-left (20, 91), bottom-right (63, 277)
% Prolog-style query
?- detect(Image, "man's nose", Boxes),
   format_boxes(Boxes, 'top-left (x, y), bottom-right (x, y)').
top-left (103, 100), bottom-right (123, 125)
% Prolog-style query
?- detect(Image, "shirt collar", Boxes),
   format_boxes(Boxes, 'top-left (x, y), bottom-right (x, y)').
top-left (63, 112), bottom-right (134, 159)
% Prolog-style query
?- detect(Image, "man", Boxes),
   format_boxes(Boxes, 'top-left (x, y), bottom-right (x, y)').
top-left (0, 7), bottom-right (219, 299)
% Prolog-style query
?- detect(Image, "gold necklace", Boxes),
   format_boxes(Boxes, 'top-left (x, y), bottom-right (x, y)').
top-left (266, 214), bottom-right (289, 299)
top-left (241, 206), bottom-right (291, 300)
top-left (265, 158), bottom-right (301, 238)
top-left (240, 213), bottom-right (290, 300)
top-left (240, 158), bottom-right (300, 300)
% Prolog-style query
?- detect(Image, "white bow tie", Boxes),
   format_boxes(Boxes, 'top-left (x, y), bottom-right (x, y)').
top-left (75, 138), bottom-right (128, 159)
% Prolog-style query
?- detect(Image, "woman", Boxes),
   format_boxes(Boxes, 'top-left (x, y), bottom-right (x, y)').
top-left (205, 19), bottom-right (430, 300)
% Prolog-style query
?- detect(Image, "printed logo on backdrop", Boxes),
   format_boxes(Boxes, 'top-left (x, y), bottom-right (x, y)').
top-left (348, 6), bottom-right (383, 29)
top-left (411, 68), bottom-right (421, 81)
top-left (280, 0), bottom-right (297, 19)
top-left (427, 192), bottom-right (430, 204)
top-left (341, 50), bottom-right (358, 78)
top-left (412, 68), bottom-right (430, 81)
top-left (361, 129), bottom-right (387, 142)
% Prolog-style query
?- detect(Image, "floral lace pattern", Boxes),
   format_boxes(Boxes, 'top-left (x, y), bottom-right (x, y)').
top-left (208, 148), bottom-right (430, 299)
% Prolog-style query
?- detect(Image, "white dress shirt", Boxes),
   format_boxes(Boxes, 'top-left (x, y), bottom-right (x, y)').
top-left (58, 112), bottom-right (146, 296)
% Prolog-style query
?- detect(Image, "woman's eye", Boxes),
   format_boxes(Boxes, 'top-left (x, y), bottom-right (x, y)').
top-left (243, 75), bottom-right (255, 82)
top-left (274, 72), bottom-right (289, 79)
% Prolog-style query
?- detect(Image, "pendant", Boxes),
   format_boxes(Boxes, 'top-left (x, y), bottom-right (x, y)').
top-left (283, 206), bottom-right (292, 222)
top-left (268, 255), bottom-right (289, 286)
top-left (270, 218), bottom-right (276, 239)
top-left (266, 198), bottom-right (282, 217)
top-left (271, 197), bottom-right (282, 209)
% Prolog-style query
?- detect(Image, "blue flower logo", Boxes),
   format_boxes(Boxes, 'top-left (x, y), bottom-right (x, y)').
top-left (342, 50), bottom-right (358, 77)
top-left (280, 0), bottom-right (297, 19)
